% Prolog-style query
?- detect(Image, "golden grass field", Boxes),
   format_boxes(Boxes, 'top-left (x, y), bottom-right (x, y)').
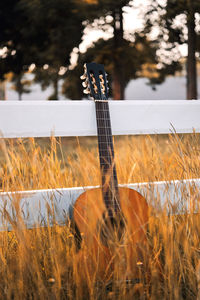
top-left (0, 133), bottom-right (200, 299)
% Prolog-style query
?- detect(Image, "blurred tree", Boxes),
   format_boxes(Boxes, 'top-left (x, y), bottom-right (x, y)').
top-left (0, 0), bottom-right (33, 99)
top-left (63, 0), bottom-right (181, 99)
top-left (74, 0), bottom-right (132, 99)
top-left (0, 0), bottom-right (84, 100)
top-left (95, 0), bottom-right (132, 99)
top-left (30, 0), bottom-right (84, 100)
top-left (9, 73), bottom-right (32, 100)
top-left (63, 35), bottom-right (162, 99)
top-left (145, 0), bottom-right (200, 99)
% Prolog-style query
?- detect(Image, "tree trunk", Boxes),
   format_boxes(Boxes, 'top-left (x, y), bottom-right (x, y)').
top-left (187, 6), bottom-right (197, 100)
top-left (49, 74), bottom-right (59, 100)
top-left (53, 76), bottom-right (59, 100)
top-left (17, 76), bottom-right (22, 100)
top-left (112, 6), bottom-right (125, 100)
top-left (0, 81), bottom-right (6, 100)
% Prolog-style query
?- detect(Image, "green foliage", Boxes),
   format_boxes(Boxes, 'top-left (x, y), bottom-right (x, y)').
top-left (166, 0), bottom-right (200, 16)
top-left (145, 0), bottom-right (199, 46)
top-left (0, 0), bottom-right (85, 99)
top-left (97, 0), bottom-right (131, 12)
top-left (165, 0), bottom-right (200, 44)
top-left (62, 35), bottom-right (160, 99)
top-left (1, 0), bottom-right (195, 99)
top-left (63, 0), bottom-right (184, 100)
top-left (76, 0), bottom-right (131, 21)
top-left (0, 0), bottom-right (31, 79)
top-left (26, 0), bottom-right (85, 99)
top-left (144, 0), bottom-right (200, 99)
top-left (146, 0), bottom-right (200, 49)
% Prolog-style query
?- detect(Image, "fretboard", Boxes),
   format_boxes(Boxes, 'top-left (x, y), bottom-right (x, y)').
top-left (95, 100), bottom-right (119, 214)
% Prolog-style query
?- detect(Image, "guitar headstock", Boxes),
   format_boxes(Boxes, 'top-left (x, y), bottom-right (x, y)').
top-left (80, 62), bottom-right (109, 100)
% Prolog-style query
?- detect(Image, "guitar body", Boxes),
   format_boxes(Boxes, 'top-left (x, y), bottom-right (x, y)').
top-left (74, 187), bottom-right (149, 281)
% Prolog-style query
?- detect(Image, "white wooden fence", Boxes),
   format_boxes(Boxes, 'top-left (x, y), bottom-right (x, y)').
top-left (1, 100), bottom-right (200, 138)
top-left (0, 100), bottom-right (200, 230)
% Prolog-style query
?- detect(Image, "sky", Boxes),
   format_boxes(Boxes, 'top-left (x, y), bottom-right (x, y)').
top-left (70, 0), bottom-right (187, 66)
top-left (79, 1), bottom-right (145, 52)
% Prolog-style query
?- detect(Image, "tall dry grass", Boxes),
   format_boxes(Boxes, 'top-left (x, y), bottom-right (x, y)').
top-left (0, 133), bottom-right (199, 299)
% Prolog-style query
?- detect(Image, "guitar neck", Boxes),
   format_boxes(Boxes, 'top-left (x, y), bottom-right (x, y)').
top-left (80, 62), bottom-right (120, 215)
top-left (95, 100), bottom-right (119, 214)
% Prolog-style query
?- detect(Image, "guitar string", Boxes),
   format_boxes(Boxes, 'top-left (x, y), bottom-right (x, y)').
top-left (105, 101), bottom-right (121, 213)
top-left (99, 100), bottom-right (110, 172)
top-left (96, 94), bottom-right (112, 210)
top-left (102, 100), bottom-right (113, 213)
top-left (102, 100), bottom-right (119, 213)
top-left (94, 71), bottom-right (120, 214)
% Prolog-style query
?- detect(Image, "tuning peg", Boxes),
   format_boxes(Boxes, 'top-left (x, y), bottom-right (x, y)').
top-left (83, 87), bottom-right (90, 94)
top-left (101, 86), bottom-right (106, 93)
top-left (99, 74), bottom-right (104, 82)
top-left (82, 81), bottom-right (88, 88)
top-left (80, 73), bottom-right (87, 80)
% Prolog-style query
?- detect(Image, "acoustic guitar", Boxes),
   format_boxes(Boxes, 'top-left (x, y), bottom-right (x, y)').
top-left (73, 62), bottom-right (149, 284)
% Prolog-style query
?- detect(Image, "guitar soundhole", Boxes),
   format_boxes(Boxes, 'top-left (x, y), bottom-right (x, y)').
top-left (98, 212), bottom-right (126, 247)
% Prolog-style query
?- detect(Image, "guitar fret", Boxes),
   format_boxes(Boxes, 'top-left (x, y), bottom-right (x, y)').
top-left (99, 139), bottom-right (112, 144)
top-left (97, 123), bottom-right (111, 126)
top-left (98, 132), bottom-right (112, 134)
top-left (99, 148), bottom-right (113, 152)
top-left (99, 148), bottom-right (112, 152)
top-left (98, 140), bottom-right (113, 144)
top-left (99, 150), bottom-right (113, 154)
top-left (97, 132), bottom-right (112, 135)
top-left (98, 146), bottom-right (113, 150)
top-left (99, 158), bottom-right (113, 161)
top-left (97, 126), bottom-right (112, 129)
top-left (99, 158), bottom-right (113, 160)
top-left (96, 123), bottom-right (111, 125)
top-left (96, 118), bottom-right (111, 120)
top-left (99, 151), bottom-right (113, 154)
top-left (98, 150), bottom-right (114, 152)
top-left (97, 128), bottom-right (112, 131)
top-left (98, 138), bottom-right (112, 141)
top-left (97, 127), bottom-right (112, 129)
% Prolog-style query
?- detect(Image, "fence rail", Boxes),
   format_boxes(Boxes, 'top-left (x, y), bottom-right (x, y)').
top-left (0, 100), bottom-right (200, 230)
top-left (0, 179), bottom-right (199, 231)
top-left (0, 100), bottom-right (200, 138)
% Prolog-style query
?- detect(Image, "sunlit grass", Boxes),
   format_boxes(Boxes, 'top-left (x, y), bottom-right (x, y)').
top-left (0, 133), bottom-right (200, 299)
